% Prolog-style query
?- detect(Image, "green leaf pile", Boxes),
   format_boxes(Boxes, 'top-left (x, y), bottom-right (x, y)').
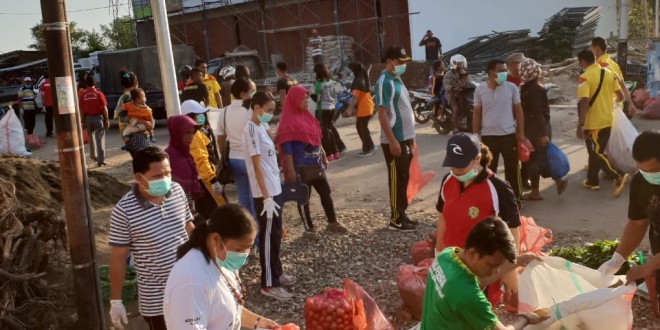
top-left (548, 239), bottom-right (641, 275)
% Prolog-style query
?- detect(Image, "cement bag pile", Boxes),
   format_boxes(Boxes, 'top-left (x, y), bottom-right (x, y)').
top-left (305, 35), bottom-right (355, 72)
top-left (519, 256), bottom-right (636, 330)
top-left (0, 106), bottom-right (31, 157)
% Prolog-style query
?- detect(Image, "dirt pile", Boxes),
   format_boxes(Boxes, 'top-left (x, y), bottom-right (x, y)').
top-left (0, 155), bottom-right (129, 209)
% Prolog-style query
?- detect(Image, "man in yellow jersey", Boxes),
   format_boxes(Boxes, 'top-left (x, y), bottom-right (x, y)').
top-left (591, 37), bottom-right (637, 117)
top-left (193, 59), bottom-right (222, 108)
top-left (576, 49), bottom-right (629, 197)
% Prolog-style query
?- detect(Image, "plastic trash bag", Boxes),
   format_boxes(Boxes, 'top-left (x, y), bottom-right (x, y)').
top-left (410, 240), bottom-right (435, 266)
top-left (546, 143), bottom-right (569, 180)
top-left (519, 216), bottom-right (552, 255)
top-left (518, 139), bottom-right (534, 163)
top-left (519, 257), bottom-right (635, 330)
top-left (343, 279), bottom-right (394, 330)
top-left (396, 264), bottom-right (431, 321)
top-left (606, 106), bottom-right (639, 174)
top-left (407, 144), bottom-right (436, 203)
top-left (0, 106), bottom-right (31, 157)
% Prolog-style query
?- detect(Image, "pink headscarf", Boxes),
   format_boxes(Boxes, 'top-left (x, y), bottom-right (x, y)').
top-left (165, 115), bottom-right (201, 195)
top-left (276, 85), bottom-right (322, 146)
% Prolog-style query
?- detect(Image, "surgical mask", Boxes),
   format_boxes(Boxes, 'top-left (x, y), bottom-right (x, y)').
top-left (495, 72), bottom-right (508, 85)
top-left (451, 168), bottom-right (478, 183)
top-left (640, 169), bottom-right (660, 185)
top-left (258, 112), bottom-right (273, 124)
top-left (394, 64), bottom-right (407, 76)
top-left (141, 174), bottom-right (172, 197)
top-left (196, 114), bottom-right (206, 125)
top-left (216, 241), bottom-right (249, 271)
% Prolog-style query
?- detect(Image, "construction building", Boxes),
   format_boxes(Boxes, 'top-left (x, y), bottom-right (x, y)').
top-left (131, 0), bottom-right (411, 71)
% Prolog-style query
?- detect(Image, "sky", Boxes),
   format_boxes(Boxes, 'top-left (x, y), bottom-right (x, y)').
top-left (409, 0), bottom-right (618, 60)
top-left (0, 0), bottom-right (125, 54)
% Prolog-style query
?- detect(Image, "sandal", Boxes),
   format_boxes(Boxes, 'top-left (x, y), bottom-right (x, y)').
top-left (556, 179), bottom-right (568, 195)
top-left (522, 193), bottom-right (544, 201)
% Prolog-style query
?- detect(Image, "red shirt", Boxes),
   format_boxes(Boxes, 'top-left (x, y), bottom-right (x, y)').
top-left (39, 79), bottom-right (53, 107)
top-left (507, 75), bottom-right (522, 87)
top-left (436, 170), bottom-right (520, 248)
top-left (79, 87), bottom-right (107, 116)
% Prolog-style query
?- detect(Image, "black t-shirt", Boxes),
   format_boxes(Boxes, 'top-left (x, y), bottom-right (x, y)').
top-left (276, 76), bottom-right (298, 95)
top-left (628, 172), bottom-right (660, 294)
top-left (421, 36), bottom-right (442, 60)
top-left (181, 82), bottom-right (208, 104)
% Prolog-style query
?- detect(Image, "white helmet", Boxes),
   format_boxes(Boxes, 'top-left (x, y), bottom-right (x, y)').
top-left (450, 54), bottom-right (467, 69)
top-left (219, 66), bottom-right (236, 79)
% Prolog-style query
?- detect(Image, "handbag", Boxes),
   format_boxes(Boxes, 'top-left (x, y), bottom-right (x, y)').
top-left (299, 164), bottom-right (325, 183)
top-left (217, 108), bottom-right (234, 184)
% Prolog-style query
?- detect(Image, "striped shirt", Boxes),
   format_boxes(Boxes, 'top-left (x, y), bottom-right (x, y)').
top-left (374, 70), bottom-right (416, 143)
top-left (109, 182), bottom-right (193, 317)
top-left (309, 36), bottom-right (323, 56)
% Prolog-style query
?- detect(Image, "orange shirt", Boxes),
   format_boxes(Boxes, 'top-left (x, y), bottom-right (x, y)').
top-left (122, 102), bottom-right (153, 122)
top-left (353, 89), bottom-right (374, 117)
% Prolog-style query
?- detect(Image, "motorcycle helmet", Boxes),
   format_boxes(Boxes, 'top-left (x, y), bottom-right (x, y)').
top-left (179, 65), bottom-right (192, 79)
top-left (219, 66), bottom-right (236, 80)
top-left (450, 54), bottom-right (467, 69)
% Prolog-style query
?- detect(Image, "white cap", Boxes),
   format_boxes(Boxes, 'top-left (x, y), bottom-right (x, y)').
top-left (181, 100), bottom-right (206, 115)
top-left (23, 77), bottom-right (32, 82)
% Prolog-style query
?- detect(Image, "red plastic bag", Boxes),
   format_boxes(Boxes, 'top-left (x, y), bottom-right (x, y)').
top-left (26, 134), bottom-right (44, 150)
top-left (396, 264), bottom-right (431, 320)
top-left (275, 324), bottom-right (301, 330)
top-left (518, 216), bottom-right (552, 254)
top-left (517, 139), bottom-right (534, 163)
top-left (410, 240), bottom-right (435, 265)
top-left (641, 98), bottom-right (660, 119)
top-left (633, 88), bottom-right (650, 109)
top-left (407, 144), bottom-right (436, 203)
top-left (427, 230), bottom-right (437, 245)
top-left (417, 257), bottom-right (434, 269)
top-left (342, 279), bottom-right (394, 330)
top-left (304, 288), bottom-right (365, 330)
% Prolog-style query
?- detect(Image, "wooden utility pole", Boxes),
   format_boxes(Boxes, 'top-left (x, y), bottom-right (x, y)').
top-left (39, 0), bottom-right (105, 328)
top-left (619, 0), bottom-right (629, 78)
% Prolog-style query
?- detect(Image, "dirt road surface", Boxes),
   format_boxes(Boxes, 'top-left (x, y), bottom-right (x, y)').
top-left (26, 105), bottom-right (658, 329)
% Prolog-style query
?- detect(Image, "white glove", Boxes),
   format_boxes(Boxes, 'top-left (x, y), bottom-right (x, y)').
top-left (597, 252), bottom-right (626, 276)
top-left (109, 300), bottom-right (128, 329)
top-left (261, 197), bottom-right (281, 221)
top-left (211, 181), bottom-right (223, 196)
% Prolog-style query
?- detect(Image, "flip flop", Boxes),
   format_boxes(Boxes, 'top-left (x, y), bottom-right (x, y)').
top-left (556, 179), bottom-right (568, 195)
top-left (522, 193), bottom-right (544, 201)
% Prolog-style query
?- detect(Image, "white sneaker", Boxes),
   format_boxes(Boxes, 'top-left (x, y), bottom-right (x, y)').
top-left (279, 274), bottom-right (297, 286)
top-left (261, 286), bottom-right (294, 301)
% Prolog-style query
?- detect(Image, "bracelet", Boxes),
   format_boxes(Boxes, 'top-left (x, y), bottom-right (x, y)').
top-left (254, 316), bottom-right (262, 329)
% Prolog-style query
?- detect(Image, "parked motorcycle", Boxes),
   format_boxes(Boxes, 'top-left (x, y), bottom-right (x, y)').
top-left (409, 90), bottom-right (436, 124)
top-left (432, 81), bottom-right (477, 135)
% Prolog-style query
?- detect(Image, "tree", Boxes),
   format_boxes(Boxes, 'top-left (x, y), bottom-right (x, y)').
top-left (29, 21), bottom-right (108, 57)
top-left (101, 16), bottom-right (137, 50)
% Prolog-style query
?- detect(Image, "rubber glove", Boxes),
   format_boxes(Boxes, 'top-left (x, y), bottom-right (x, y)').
top-left (212, 181), bottom-right (223, 196)
top-left (261, 197), bottom-right (281, 221)
top-left (109, 300), bottom-right (128, 329)
top-left (597, 252), bottom-right (625, 276)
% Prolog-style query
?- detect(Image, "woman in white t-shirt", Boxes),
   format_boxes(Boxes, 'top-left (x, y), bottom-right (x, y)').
top-left (163, 204), bottom-right (279, 330)
top-left (217, 78), bottom-right (257, 219)
top-left (243, 92), bottom-right (296, 302)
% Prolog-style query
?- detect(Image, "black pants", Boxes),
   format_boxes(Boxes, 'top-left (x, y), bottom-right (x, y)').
top-left (194, 179), bottom-right (220, 220)
top-left (585, 127), bottom-right (623, 185)
top-left (143, 315), bottom-right (167, 330)
top-left (297, 176), bottom-right (337, 230)
top-left (45, 106), bottom-right (54, 135)
top-left (319, 110), bottom-right (345, 155)
top-left (528, 123), bottom-right (553, 189)
top-left (23, 110), bottom-right (36, 135)
top-left (13, 105), bottom-right (21, 120)
top-left (481, 134), bottom-right (522, 202)
top-left (254, 196), bottom-right (283, 288)
top-left (356, 116), bottom-right (374, 152)
top-left (382, 140), bottom-right (413, 224)
top-left (313, 54), bottom-right (324, 65)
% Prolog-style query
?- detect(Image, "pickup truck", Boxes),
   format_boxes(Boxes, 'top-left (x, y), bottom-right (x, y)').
top-left (97, 45), bottom-right (196, 119)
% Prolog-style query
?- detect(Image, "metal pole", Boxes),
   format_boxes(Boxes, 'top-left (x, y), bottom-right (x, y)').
top-left (202, 1), bottom-right (211, 60)
top-left (656, 0), bottom-right (659, 38)
top-left (374, 0), bottom-right (384, 62)
top-left (39, 0), bottom-right (105, 328)
top-left (619, 0), bottom-right (629, 79)
top-left (151, 0), bottom-right (181, 116)
top-left (333, 0), bottom-right (343, 65)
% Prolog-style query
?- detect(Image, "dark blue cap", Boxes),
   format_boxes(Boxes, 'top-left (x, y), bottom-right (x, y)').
top-left (442, 133), bottom-right (480, 168)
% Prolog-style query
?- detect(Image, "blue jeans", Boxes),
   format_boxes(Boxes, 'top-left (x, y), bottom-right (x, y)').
top-left (228, 158), bottom-right (257, 219)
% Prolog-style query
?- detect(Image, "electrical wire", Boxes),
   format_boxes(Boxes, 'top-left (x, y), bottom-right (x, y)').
top-left (0, 2), bottom-right (129, 16)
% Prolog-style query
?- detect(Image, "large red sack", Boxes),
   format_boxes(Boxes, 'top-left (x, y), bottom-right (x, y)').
top-left (633, 88), bottom-right (650, 109)
top-left (417, 258), bottom-right (434, 269)
top-left (396, 264), bottom-right (431, 320)
top-left (407, 144), bottom-right (436, 203)
top-left (641, 98), bottom-right (660, 119)
top-left (304, 288), bottom-right (365, 330)
top-left (410, 240), bottom-right (435, 265)
top-left (519, 216), bottom-right (553, 254)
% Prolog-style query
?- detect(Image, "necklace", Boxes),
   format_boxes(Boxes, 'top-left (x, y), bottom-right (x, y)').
top-left (216, 263), bottom-right (246, 306)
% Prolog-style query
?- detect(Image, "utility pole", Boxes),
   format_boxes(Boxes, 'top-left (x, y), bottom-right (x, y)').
top-left (201, 0), bottom-right (211, 61)
top-left (618, 0), bottom-right (629, 78)
top-left (39, 0), bottom-right (105, 328)
top-left (656, 0), bottom-right (659, 38)
top-left (151, 0), bottom-right (181, 117)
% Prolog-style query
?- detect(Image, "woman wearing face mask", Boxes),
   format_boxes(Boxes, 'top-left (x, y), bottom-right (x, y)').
top-left (312, 63), bottom-right (346, 161)
top-left (348, 61), bottom-right (376, 157)
top-left (435, 133), bottom-right (521, 307)
top-left (165, 115), bottom-right (202, 211)
top-left (217, 78), bottom-right (258, 219)
top-left (242, 92), bottom-right (296, 301)
top-left (163, 204), bottom-right (280, 330)
top-left (182, 100), bottom-right (226, 222)
top-left (278, 85), bottom-right (348, 235)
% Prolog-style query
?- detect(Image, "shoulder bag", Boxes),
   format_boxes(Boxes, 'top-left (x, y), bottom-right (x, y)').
top-left (216, 107), bottom-right (234, 184)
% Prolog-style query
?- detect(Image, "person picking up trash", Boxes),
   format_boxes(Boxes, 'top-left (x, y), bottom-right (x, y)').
top-left (421, 217), bottom-right (547, 329)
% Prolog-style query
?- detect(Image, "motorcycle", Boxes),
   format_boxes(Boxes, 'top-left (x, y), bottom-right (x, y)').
top-left (432, 81), bottom-right (477, 135)
top-left (409, 90), bottom-right (436, 124)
